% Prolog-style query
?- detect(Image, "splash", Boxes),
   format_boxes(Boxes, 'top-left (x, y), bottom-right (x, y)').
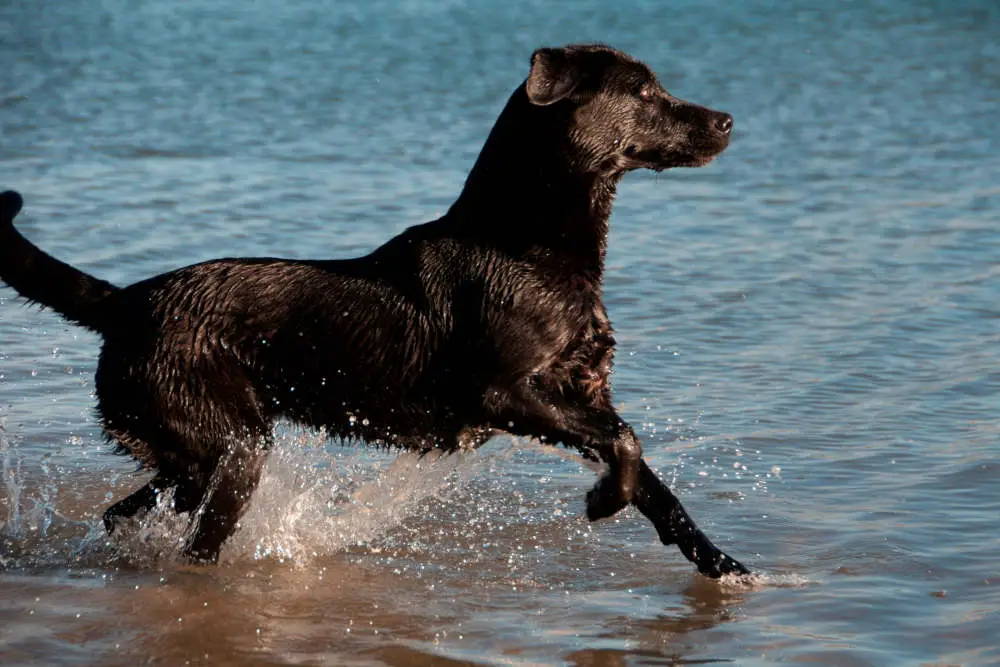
top-left (0, 426), bottom-right (24, 541)
top-left (222, 430), bottom-right (487, 565)
top-left (1, 424), bottom-right (496, 569)
top-left (0, 427), bottom-right (109, 569)
top-left (715, 569), bottom-right (812, 590)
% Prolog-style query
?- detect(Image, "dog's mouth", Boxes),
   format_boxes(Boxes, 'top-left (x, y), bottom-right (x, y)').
top-left (630, 144), bottom-right (727, 172)
top-left (653, 153), bottom-right (720, 171)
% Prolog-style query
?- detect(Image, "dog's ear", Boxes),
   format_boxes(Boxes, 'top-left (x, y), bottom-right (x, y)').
top-left (526, 48), bottom-right (580, 106)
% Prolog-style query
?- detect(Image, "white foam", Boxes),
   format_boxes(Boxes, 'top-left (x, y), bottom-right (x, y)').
top-left (715, 569), bottom-right (813, 590)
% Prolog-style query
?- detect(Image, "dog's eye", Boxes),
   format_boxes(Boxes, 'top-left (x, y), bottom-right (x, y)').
top-left (638, 86), bottom-right (653, 100)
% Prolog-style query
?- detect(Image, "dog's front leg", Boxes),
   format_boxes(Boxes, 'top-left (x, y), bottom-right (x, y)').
top-left (489, 389), bottom-right (749, 577)
top-left (632, 459), bottom-right (750, 578)
top-left (582, 419), bottom-right (643, 521)
top-left (489, 390), bottom-right (642, 520)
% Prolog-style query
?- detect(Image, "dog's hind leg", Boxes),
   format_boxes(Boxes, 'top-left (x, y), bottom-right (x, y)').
top-left (173, 477), bottom-right (207, 515)
top-left (632, 459), bottom-right (749, 577)
top-left (183, 439), bottom-right (268, 564)
top-left (103, 475), bottom-right (169, 532)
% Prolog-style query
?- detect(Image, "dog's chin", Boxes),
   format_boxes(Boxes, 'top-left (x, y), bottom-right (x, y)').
top-left (648, 153), bottom-right (719, 172)
top-left (637, 145), bottom-right (727, 172)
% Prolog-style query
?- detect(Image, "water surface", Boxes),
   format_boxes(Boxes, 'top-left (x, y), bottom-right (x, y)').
top-left (2, 0), bottom-right (999, 664)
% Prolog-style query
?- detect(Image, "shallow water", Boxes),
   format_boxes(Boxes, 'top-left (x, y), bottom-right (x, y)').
top-left (2, 0), bottom-right (999, 664)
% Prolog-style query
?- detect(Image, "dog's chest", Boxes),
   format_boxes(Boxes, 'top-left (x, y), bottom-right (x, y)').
top-left (534, 297), bottom-right (616, 406)
top-left (565, 302), bottom-right (616, 403)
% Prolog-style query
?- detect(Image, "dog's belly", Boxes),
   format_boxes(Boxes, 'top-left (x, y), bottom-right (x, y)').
top-left (252, 346), bottom-right (469, 448)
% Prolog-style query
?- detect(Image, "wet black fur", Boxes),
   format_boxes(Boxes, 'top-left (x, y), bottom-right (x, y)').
top-left (0, 44), bottom-right (749, 576)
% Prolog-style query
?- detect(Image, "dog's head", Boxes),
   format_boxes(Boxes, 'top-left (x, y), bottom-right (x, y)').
top-left (525, 44), bottom-right (733, 174)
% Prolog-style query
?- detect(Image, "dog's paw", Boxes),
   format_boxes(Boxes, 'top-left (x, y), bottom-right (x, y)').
top-left (691, 539), bottom-right (751, 579)
top-left (585, 476), bottom-right (629, 521)
top-left (102, 511), bottom-right (119, 534)
top-left (698, 550), bottom-right (751, 579)
top-left (183, 545), bottom-right (221, 565)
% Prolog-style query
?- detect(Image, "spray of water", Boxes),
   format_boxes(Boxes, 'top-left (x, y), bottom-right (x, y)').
top-left (0, 425), bottom-right (496, 568)
top-left (0, 424), bottom-right (24, 541)
top-left (222, 430), bottom-right (487, 565)
top-left (3, 422), bottom-right (804, 587)
top-left (1, 425), bottom-right (111, 568)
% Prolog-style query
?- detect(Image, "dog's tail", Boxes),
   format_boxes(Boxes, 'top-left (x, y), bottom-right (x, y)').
top-left (0, 190), bottom-right (118, 333)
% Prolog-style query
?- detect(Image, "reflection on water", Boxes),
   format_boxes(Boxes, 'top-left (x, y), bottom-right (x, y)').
top-left (2, 0), bottom-right (1000, 664)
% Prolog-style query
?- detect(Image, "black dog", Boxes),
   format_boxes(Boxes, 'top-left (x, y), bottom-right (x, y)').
top-left (0, 44), bottom-right (749, 577)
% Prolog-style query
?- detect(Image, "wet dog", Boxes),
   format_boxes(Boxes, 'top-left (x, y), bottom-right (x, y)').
top-left (0, 44), bottom-right (749, 576)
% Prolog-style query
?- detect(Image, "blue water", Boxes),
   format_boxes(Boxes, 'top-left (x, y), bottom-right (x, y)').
top-left (2, 1), bottom-right (999, 664)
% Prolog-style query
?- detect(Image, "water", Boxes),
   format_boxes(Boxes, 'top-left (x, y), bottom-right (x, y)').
top-left (1, 0), bottom-right (998, 663)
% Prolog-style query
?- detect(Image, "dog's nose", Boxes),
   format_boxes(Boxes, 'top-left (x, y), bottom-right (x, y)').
top-left (714, 113), bottom-right (734, 136)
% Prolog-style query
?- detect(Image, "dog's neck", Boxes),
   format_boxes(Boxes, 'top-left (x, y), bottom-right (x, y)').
top-left (448, 85), bottom-right (622, 279)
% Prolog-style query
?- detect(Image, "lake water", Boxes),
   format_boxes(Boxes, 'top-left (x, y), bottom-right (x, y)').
top-left (2, 0), bottom-right (999, 664)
